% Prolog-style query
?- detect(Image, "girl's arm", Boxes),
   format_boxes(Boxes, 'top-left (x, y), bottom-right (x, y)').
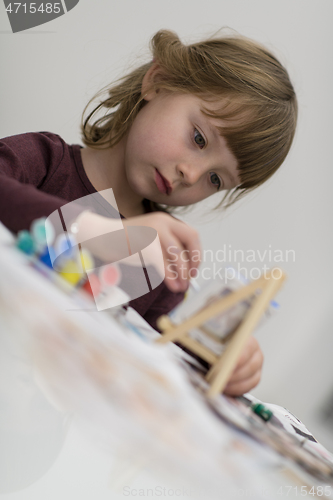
top-left (0, 132), bottom-right (86, 233)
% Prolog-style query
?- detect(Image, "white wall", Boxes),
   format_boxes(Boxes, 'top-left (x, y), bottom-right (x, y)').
top-left (1, 0), bottom-right (333, 448)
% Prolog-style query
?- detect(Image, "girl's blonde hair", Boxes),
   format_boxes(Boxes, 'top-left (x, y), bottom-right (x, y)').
top-left (81, 29), bottom-right (297, 211)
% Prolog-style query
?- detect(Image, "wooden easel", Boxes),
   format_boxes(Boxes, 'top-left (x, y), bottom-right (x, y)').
top-left (155, 269), bottom-right (286, 397)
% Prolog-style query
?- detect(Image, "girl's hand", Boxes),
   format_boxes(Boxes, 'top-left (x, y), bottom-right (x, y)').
top-left (223, 337), bottom-right (264, 396)
top-left (75, 211), bottom-right (201, 293)
top-left (123, 212), bottom-right (201, 293)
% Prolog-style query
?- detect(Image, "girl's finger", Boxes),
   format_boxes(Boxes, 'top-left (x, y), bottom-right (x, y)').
top-left (227, 348), bottom-right (263, 385)
top-left (163, 237), bottom-right (190, 292)
top-left (169, 220), bottom-right (202, 275)
top-left (234, 337), bottom-right (261, 370)
top-left (223, 370), bottom-right (262, 397)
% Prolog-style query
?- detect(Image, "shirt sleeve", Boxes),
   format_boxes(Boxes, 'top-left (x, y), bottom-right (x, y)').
top-left (0, 132), bottom-right (84, 234)
top-left (128, 279), bottom-right (185, 332)
top-left (142, 286), bottom-right (184, 332)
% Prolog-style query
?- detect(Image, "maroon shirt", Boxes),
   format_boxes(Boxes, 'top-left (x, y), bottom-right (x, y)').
top-left (0, 132), bottom-right (184, 330)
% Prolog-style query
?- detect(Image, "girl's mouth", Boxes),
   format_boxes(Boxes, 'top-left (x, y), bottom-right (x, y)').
top-left (154, 168), bottom-right (172, 195)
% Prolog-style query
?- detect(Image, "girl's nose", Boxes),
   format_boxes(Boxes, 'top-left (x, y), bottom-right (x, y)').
top-left (176, 162), bottom-right (203, 186)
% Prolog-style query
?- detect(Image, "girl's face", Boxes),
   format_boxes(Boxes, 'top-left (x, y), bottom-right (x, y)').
top-left (123, 92), bottom-right (240, 207)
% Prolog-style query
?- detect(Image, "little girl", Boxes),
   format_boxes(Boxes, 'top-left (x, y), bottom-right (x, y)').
top-left (0, 29), bottom-right (297, 396)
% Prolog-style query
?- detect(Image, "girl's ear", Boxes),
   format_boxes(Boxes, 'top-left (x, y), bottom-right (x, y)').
top-left (141, 63), bottom-right (160, 101)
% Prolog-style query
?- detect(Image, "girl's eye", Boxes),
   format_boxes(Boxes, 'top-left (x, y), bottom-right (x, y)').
top-left (194, 129), bottom-right (205, 148)
top-left (210, 172), bottom-right (221, 190)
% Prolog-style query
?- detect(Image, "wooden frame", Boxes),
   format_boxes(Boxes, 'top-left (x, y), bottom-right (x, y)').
top-left (155, 269), bottom-right (286, 397)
